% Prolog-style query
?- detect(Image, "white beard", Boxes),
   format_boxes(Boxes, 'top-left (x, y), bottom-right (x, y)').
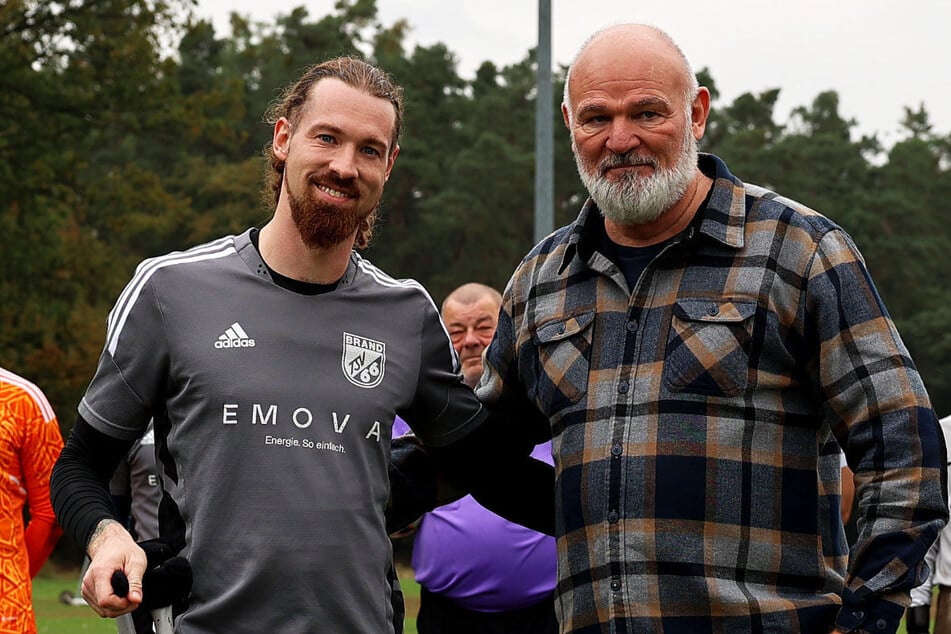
top-left (574, 124), bottom-right (698, 225)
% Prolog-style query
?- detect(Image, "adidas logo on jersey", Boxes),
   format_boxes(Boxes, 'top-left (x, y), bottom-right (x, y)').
top-left (215, 322), bottom-right (256, 349)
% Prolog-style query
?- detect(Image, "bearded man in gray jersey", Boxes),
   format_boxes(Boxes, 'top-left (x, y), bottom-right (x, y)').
top-left (50, 57), bottom-right (553, 634)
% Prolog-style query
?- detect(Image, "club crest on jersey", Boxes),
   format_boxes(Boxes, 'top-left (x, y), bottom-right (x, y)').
top-left (342, 332), bottom-right (386, 389)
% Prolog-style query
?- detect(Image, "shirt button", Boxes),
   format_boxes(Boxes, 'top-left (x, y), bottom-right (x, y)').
top-left (610, 579), bottom-right (621, 591)
top-left (852, 611), bottom-right (864, 620)
top-left (611, 444), bottom-right (622, 457)
top-left (708, 304), bottom-right (719, 316)
top-left (876, 620), bottom-right (887, 630)
top-left (626, 320), bottom-right (638, 332)
top-left (608, 510), bottom-right (619, 523)
top-left (618, 381), bottom-right (629, 394)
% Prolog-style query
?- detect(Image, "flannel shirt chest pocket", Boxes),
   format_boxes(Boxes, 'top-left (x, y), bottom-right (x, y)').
top-left (532, 311), bottom-right (594, 413)
top-left (664, 298), bottom-right (756, 397)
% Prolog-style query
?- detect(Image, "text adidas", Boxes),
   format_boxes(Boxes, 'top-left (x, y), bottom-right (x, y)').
top-left (215, 322), bottom-right (255, 349)
top-left (214, 338), bottom-right (256, 349)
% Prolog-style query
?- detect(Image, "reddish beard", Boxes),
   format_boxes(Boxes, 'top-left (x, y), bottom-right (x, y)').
top-left (287, 175), bottom-right (377, 250)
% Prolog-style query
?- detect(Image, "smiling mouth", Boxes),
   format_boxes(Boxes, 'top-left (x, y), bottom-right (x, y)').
top-left (316, 184), bottom-right (354, 199)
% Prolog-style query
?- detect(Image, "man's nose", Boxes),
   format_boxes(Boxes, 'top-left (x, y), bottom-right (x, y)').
top-left (327, 147), bottom-right (359, 180)
top-left (604, 119), bottom-right (643, 155)
top-left (462, 328), bottom-right (482, 348)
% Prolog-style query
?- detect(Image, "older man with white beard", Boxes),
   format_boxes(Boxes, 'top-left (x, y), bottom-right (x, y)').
top-left (472, 23), bottom-right (947, 634)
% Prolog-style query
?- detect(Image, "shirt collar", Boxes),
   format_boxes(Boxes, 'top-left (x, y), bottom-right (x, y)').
top-left (236, 228), bottom-right (358, 287)
top-left (695, 153), bottom-right (747, 249)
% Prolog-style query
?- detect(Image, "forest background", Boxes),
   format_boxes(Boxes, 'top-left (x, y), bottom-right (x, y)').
top-left (3, 0), bottom-right (950, 559)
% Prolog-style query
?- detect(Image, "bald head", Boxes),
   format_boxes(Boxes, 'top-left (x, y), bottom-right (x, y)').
top-left (441, 283), bottom-right (502, 313)
top-left (441, 283), bottom-right (502, 388)
top-left (563, 24), bottom-right (698, 124)
top-left (559, 23), bottom-right (710, 234)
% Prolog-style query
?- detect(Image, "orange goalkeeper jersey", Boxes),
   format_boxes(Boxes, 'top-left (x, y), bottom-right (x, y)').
top-left (0, 368), bottom-right (63, 634)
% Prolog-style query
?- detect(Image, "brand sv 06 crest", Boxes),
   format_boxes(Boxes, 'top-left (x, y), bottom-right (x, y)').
top-left (341, 332), bottom-right (386, 388)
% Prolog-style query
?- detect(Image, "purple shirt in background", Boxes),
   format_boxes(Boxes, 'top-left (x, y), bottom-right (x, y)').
top-left (393, 417), bottom-right (556, 612)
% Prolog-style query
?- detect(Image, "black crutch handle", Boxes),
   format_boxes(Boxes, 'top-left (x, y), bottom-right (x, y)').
top-left (109, 540), bottom-right (192, 610)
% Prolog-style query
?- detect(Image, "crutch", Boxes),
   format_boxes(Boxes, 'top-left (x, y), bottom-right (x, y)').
top-left (114, 605), bottom-right (173, 634)
top-left (110, 539), bottom-right (192, 634)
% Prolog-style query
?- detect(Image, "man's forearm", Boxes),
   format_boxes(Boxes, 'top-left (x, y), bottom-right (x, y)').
top-left (50, 417), bottom-right (132, 548)
top-left (465, 452), bottom-right (555, 535)
top-left (428, 413), bottom-right (555, 535)
top-left (388, 410), bottom-right (556, 537)
top-left (388, 432), bottom-right (555, 536)
top-left (387, 434), bottom-right (442, 534)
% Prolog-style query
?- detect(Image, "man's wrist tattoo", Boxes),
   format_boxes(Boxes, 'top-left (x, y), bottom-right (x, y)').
top-left (88, 518), bottom-right (119, 549)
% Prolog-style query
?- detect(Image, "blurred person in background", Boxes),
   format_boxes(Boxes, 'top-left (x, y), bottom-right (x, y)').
top-left (0, 366), bottom-right (63, 633)
top-left (394, 283), bottom-right (557, 634)
top-left (913, 414), bottom-right (951, 634)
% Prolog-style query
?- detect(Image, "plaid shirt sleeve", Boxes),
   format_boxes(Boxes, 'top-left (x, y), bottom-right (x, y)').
top-left (805, 227), bottom-right (947, 632)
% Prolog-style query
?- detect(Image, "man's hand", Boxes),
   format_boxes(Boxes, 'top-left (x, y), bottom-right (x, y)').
top-left (81, 519), bottom-right (147, 618)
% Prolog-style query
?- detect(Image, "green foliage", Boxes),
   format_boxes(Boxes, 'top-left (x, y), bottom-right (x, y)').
top-left (1, 0), bottom-right (198, 432)
top-left (1, 0), bottom-right (949, 433)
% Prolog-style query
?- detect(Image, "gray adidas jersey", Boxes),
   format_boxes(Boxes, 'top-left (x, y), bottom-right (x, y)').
top-left (80, 229), bottom-right (484, 633)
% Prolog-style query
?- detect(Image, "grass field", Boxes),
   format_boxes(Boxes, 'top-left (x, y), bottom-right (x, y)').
top-left (33, 573), bottom-right (114, 634)
top-left (34, 565), bottom-right (920, 634)
top-left (33, 565), bottom-right (421, 633)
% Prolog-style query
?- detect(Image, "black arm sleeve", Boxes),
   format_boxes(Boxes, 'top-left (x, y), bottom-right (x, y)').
top-left (50, 415), bottom-right (134, 550)
top-left (387, 434), bottom-right (440, 534)
top-left (388, 409), bottom-right (555, 536)
top-left (430, 411), bottom-right (555, 536)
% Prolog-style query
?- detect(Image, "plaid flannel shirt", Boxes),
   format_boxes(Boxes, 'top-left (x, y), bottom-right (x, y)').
top-left (478, 153), bottom-right (947, 633)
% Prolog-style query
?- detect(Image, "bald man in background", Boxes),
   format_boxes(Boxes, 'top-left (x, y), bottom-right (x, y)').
top-left (394, 283), bottom-right (557, 633)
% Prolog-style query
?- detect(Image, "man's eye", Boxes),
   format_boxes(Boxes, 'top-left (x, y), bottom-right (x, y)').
top-left (635, 111), bottom-right (666, 124)
top-left (362, 146), bottom-right (381, 157)
top-left (317, 134), bottom-right (334, 143)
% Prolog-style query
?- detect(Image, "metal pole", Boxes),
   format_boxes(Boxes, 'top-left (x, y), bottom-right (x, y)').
top-left (534, 0), bottom-right (554, 243)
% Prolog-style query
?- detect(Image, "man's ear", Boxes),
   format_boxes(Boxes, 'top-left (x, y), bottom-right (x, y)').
top-left (691, 87), bottom-right (711, 141)
top-left (273, 117), bottom-right (292, 159)
top-left (385, 144), bottom-right (400, 181)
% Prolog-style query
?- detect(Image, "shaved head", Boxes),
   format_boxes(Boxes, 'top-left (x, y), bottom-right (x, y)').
top-left (441, 283), bottom-right (502, 387)
top-left (441, 283), bottom-right (502, 313)
top-left (560, 22), bottom-right (710, 233)
top-left (563, 23), bottom-right (698, 125)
